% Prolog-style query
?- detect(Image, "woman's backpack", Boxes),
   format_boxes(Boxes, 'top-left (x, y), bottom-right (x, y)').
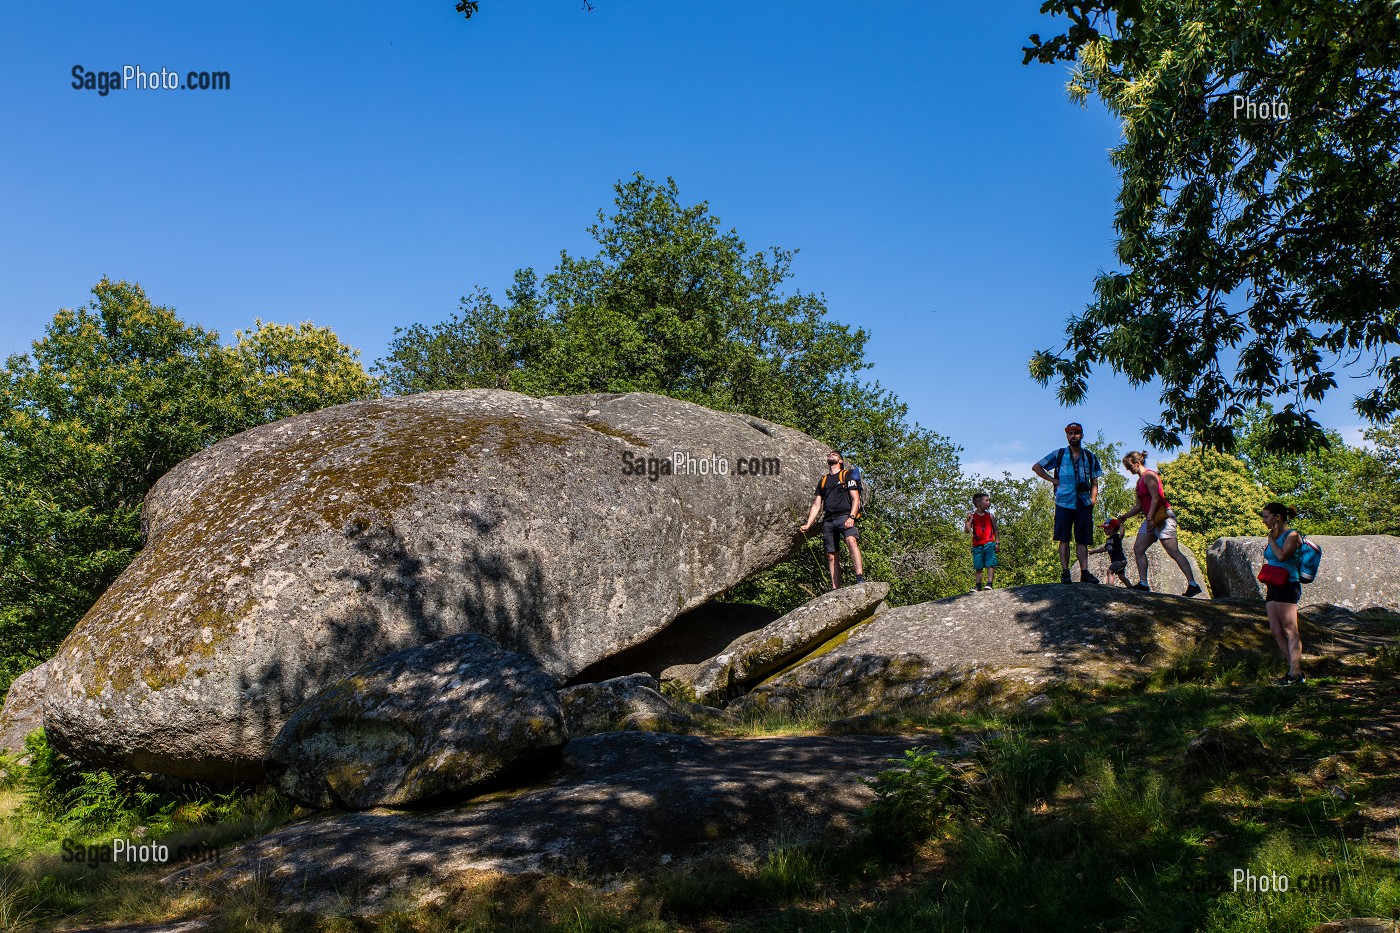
top-left (1296, 537), bottom-right (1322, 584)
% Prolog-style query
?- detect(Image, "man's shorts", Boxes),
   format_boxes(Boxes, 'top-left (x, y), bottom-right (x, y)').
top-left (1137, 510), bottom-right (1179, 542)
top-left (822, 516), bottom-right (860, 554)
top-left (1053, 504), bottom-right (1094, 545)
top-left (972, 542), bottom-right (998, 570)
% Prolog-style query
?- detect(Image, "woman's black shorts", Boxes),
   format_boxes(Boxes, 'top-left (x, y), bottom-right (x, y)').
top-left (1265, 581), bottom-right (1302, 604)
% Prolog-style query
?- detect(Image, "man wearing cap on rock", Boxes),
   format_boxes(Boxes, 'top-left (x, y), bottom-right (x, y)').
top-left (1032, 421), bottom-right (1103, 584)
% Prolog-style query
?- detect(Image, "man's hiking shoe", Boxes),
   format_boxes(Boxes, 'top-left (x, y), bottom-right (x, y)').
top-left (856, 574), bottom-right (866, 584)
top-left (1080, 571), bottom-right (1100, 584)
top-left (1131, 582), bottom-right (1151, 592)
top-left (1182, 582), bottom-right (1203, 598)
top-left (1273, 674), bottom-right (1306, 686)
top-left (1061, 570), bottom-right (1073, 584)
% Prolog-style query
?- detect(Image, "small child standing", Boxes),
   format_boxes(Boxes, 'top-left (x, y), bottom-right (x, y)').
top-left (1089, 519), bottom-right (1132, 587)
top-left (964, 492), bottom-right (999, 591)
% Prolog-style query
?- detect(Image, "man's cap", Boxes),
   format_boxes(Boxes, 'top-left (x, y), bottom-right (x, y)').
top-left (1065, 422), bottom-right (1084, 432)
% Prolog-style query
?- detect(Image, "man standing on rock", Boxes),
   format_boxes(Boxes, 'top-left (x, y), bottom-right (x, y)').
top-left (1032, 422), bottom-right (1102, 584)
top-left (799, 451), bottom-right (866, 590)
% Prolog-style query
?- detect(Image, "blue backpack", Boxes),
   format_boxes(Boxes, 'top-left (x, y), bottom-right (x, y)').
top-left (1296, 537), bottom-right (1322, 584)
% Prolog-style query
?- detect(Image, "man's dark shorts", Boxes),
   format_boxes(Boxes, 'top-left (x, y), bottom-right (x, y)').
top-left (822, 515), bottom-right (860, 554)
top-left (1053, 504), bottom-right (1095, 545)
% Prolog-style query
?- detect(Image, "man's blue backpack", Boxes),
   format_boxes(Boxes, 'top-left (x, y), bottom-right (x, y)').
top-left (1297, 537), bottom-right (1322, 584)
top-left (846, 464), bottom-right (874, 515)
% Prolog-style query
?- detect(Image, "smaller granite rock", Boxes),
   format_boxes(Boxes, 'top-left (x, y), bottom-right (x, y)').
top-left (1312, 921), bottom-right (1400, 933)
top-left (1181, 723), bottom-right (1270, 772)
top-left (561, 674), bottom-right (676, 738)
top-left (0, 662), bottom-right (51, 754)
top-left (265, 634), bottom-right (566, 810)
top-left (1208, 535), bottom-right (1400, 610)
top-left (677, 582), bottom-right (890, 706)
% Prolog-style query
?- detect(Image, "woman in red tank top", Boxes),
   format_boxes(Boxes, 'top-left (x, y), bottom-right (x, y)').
top-left (1113, 451), bottom-right (1203, 597)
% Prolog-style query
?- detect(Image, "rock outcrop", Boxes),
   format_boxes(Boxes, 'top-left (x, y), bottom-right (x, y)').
top-left (44, 391), bottom-right (827, 779)
top-left (172, 731), bottom-right (943, 910)
top-left (1208, 535), bottom-right (1400, 610)
top-left (732, 584), bottom-right (1294, 719)
top-left (1073, 539), bottom-right (1206, 596)
top-left (0, 662), bottom-right (51, 753)
top-left (669, 582), bottom-right (888, 705)
top-left (265, 634), bottom-right (565, 809)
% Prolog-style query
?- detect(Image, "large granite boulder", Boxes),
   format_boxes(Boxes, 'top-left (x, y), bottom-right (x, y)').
top-left (731, 584), bottom-right (1366, 719)
top-left (44, 391), bottom-right (827, 779)
top-left (265, 634), bottom-right (565, 809)
top-left (1208, 535), bottom-right (1400, 610)
top-left (670, 582), bottom-right (889, 705)
top-left (0, 662), bottom-right (51, 753)
top-left (1073, 538), bottom-right (1206, 596)
top-left (171, 731), bottom-right (946, 911)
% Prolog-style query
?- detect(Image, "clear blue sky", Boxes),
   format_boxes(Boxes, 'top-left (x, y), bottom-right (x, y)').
top-left (0, 1), bottom-right (1377, 479)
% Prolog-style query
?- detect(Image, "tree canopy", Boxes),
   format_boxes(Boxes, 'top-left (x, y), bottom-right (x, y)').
top-left (1234, 406), bottom-right (1400, 536)
top-left (379, 175), bottom-right (969, 606)
top-left (0, 280), bottom-right (377, 682)
top-left (1026, 0), bottom-right (1400, 454)
top-left (1156, 447), bottom-right (1271, 557)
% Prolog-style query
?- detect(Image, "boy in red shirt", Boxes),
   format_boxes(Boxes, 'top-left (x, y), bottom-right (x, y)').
top-left (963, 492), bottom-right (999, 591)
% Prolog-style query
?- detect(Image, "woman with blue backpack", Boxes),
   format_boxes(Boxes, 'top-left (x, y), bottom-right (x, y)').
top-left (1258, 502), bottom-right (1307, 685)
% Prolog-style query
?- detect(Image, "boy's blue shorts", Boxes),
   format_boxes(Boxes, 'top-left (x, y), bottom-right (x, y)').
top-left (972, 542), bottom-right (998, 570)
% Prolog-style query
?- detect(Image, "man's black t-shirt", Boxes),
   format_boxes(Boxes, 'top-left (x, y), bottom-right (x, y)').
top-left (815, 470), bottom-right (862, 518)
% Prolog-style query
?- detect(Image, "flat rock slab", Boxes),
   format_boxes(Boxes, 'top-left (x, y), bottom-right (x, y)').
top-left (1209, 535), bottom-right (1400, 610)
top-left (735, 584), bottom-right (1382, 717)
top-left (171, 731), bottom-right (939, 909)
top-left (572, 601), bottom-right (780, 683)
top-left (679, 582), bottom-right (889, 705)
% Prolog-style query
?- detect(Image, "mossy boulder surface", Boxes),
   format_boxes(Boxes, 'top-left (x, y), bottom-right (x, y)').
top-left (675, 581), bottom-right (889, 706)
top-left (265, 634), bottom-right (564, 809)
top-left (43, 390), bottom-right (827, 779)
top-left (1207, 535), bottom-right (1400, 610)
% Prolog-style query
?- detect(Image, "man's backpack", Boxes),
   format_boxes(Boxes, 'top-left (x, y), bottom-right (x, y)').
top-left (818, 467), bottom-right (870, 518)
top-left (847, 464), bottom-right (874, 516)
top-left (1297, 537), bottom-right (1322, 584)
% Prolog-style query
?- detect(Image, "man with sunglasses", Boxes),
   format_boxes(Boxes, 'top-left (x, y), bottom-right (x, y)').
top-left (1032, 421), bottom-right (1103, 584)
